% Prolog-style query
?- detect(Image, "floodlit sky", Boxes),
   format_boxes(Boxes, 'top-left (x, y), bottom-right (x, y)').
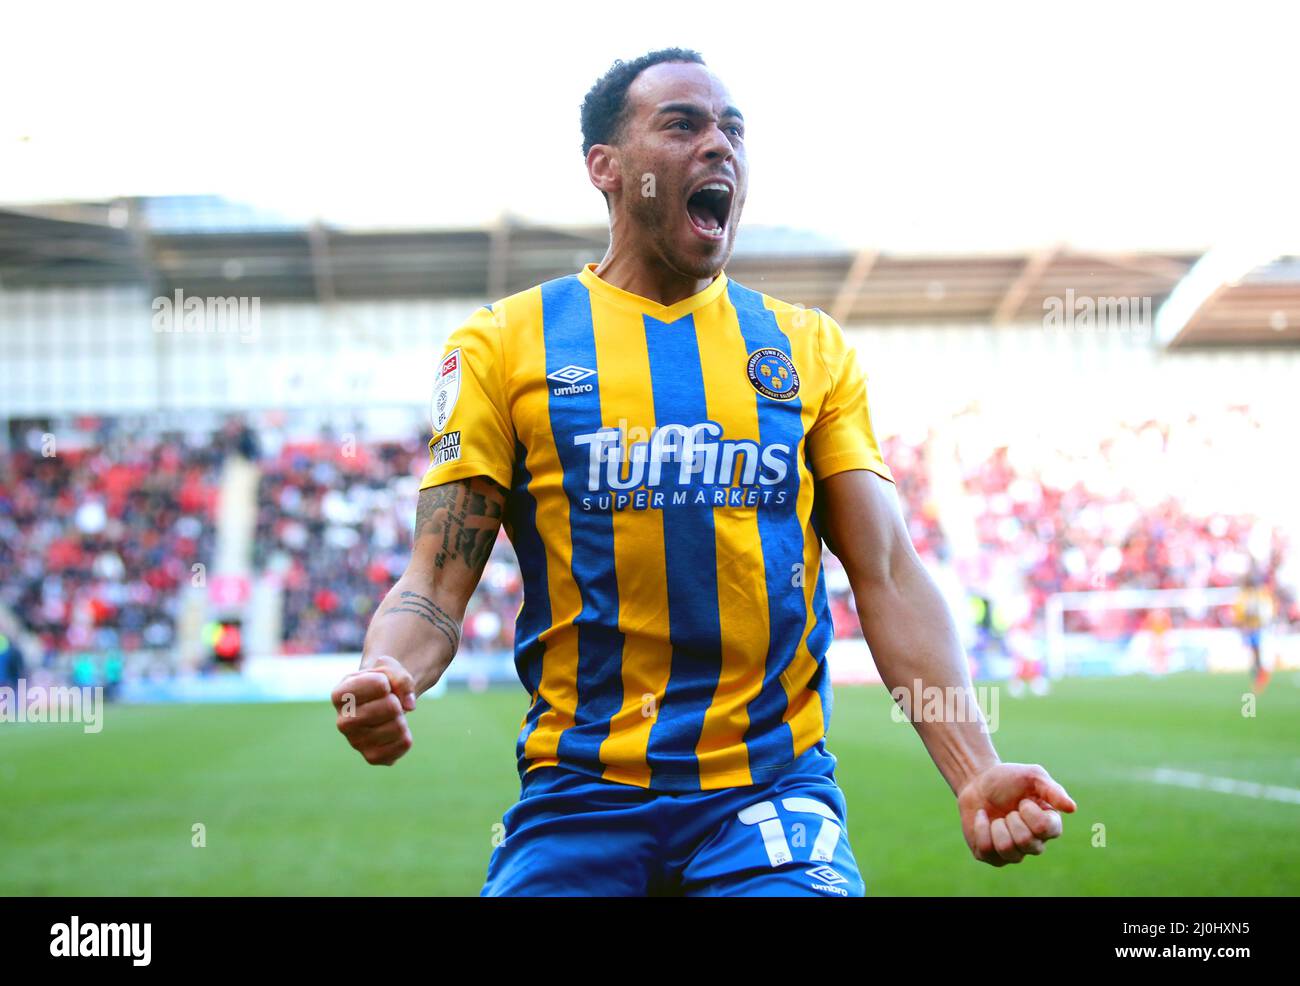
top-left (3, 0), bottom-right (1297, 252)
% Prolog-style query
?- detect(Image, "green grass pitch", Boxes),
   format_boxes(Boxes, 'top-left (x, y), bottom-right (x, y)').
top-left (2, 672), bottom-right (1297, 895)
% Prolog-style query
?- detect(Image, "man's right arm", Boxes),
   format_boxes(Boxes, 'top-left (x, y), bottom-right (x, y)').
top-left (331, 475), bottom-right (506, 765)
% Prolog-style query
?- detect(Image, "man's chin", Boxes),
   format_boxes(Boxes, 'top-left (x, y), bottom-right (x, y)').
top-left (670, 237), bottom-right (733, 281)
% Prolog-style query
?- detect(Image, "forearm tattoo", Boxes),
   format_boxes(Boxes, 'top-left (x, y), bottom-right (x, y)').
top-left (382, 590), bottom-right (460, 651)
top-left (376, 479), bottom-right (504, 654)
top-left (414, 477), bottom-right (505, 573)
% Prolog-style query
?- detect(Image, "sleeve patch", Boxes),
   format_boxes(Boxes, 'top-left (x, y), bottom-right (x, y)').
top-left (431, 348), bottom-right (461, 433)
top-left (430, 430), bottom-right (462, 466)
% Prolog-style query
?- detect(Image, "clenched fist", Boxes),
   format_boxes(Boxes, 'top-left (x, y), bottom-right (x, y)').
top-left (331, 656), bottom-right (418, 766)
top-left (958, 762), bottom-right (1077, 866)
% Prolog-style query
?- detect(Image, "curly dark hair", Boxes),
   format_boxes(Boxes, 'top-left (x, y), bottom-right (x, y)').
top-left (580, 48), bottom-right (706, 156)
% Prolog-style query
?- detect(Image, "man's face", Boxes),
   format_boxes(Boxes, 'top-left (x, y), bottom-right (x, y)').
top-left (603, 61), bottom-right (748, 280)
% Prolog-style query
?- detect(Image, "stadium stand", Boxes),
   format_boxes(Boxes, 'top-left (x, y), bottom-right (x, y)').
top-left (0, 421), bottom-right (221, 662)
top-left (3, 403), bottom-right (1292, 684)
top-left (2, 195), bottom-right (1299, 688)
top-left (251, 423), bottom-right (522, 656)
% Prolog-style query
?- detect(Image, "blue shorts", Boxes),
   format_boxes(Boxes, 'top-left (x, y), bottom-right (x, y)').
top-left (481, 741), bottom-right (865, 897)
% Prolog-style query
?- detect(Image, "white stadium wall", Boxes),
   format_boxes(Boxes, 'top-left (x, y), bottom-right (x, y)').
top-left (0, 286), bottom-right (484, 417)
top-left (844, 321), bottom-right (1300, 440)
top-left (4, 283), bottom-right (1300, 434)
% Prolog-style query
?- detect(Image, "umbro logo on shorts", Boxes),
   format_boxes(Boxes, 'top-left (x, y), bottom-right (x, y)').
top-left (806, 864), bottom-right (849, 895)
top-left (806, 864), bottom-right (847, 884)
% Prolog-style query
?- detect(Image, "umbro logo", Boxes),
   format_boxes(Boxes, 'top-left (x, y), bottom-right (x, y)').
top-left (806, 865), bottom-right (847, 885)
top-left (806, 864), bottom-right (851, 895)
top-left (548, 364), bottom-right (597, 396)
top-left (548, 365), bottom-right (596, 384)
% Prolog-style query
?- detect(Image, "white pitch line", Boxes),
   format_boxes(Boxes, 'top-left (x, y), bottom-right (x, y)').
top-left (1139, 768), bottom-right (1300, 805)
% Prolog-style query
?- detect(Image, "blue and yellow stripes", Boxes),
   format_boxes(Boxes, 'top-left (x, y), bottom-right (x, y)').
top-left (641, 309), bottom-right (725, 789)
top-left (483, 267), bottom-right (878, 791)
top-left (589, 295), bottom-right (673, 789)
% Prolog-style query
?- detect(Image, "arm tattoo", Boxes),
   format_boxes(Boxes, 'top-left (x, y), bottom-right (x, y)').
top-left (381, 590), bottom-right (460, 651)
top-left (415, 477), bottom-right (505, 573)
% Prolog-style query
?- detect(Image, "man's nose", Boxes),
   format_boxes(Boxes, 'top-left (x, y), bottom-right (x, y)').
top-left (699, 125), bottom-right (734, 162)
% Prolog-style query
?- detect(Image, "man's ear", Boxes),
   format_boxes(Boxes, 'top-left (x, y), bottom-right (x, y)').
top-left (587, 144), bottom-right (622, 199)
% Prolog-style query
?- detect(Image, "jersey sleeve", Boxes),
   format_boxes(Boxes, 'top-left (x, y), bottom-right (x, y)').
top-left (419, 306), bottom-right (514, 491)
top-left (804, 310), bottom-right (894, 483)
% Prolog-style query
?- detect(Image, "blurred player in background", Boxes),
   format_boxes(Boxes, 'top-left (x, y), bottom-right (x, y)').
top-left (1236, 572), bottom-right (1273, 693)
top-left (331, 48), bottom-right (1075, 896)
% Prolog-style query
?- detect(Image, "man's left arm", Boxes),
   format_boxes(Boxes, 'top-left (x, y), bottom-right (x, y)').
top-left (818, 468), bottom-right (1077, 866)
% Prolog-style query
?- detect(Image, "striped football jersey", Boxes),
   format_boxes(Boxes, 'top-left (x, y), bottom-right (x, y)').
top-left (420, 263), bottom-right (893, 791)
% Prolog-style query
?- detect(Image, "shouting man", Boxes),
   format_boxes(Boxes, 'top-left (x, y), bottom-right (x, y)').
top-left (332, 48), bottom-right (1075, 896)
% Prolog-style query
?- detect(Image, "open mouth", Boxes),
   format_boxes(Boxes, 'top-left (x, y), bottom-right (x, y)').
top-left (686, 181), bottom-right (733, 240)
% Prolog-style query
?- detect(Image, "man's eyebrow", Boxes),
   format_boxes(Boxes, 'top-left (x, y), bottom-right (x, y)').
top-left (655, 101), bottom-right (745, 122)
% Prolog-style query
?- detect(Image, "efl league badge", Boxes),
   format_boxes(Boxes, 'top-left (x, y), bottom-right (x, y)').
top-left (432, 348), bottom-right (461, 433)
top-left (746, 348), bottom-right (800, 401)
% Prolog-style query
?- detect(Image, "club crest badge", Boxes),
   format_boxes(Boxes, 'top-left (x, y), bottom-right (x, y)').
top-left (432, 348), bottom-right (461, 433)
top-left (746, 348), bottom-right (800, 401)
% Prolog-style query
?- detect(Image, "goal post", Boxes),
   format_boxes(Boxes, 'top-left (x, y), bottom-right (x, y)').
top-left (1043, 587), bottom-right (1248, 679)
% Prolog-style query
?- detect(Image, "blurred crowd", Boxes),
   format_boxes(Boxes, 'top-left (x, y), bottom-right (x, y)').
top-left (955, 411), bottom-right (1296, 638)
top-left (4, 408), bottom-right (1295, 671)
top-left (0, 420), bottom-right (222, 666)
top-left (253, 429), bottom-right (521, 655)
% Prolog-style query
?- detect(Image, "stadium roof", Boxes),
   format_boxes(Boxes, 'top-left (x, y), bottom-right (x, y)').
top-left (1, 196), bottom-right (1296, 348)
